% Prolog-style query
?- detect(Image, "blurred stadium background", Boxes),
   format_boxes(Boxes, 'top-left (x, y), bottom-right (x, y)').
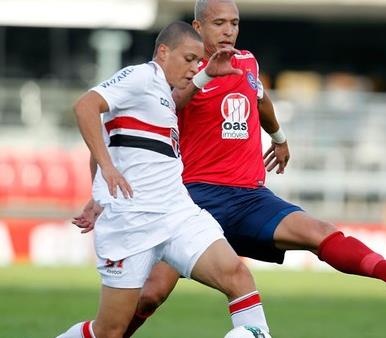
top-left (0, 1), bottom-right (385, 337)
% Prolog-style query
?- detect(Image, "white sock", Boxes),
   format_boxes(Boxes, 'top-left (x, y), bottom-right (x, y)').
top-left (228, 291), bottom-right (269, 333)
top-left (56, 320), bottom-right (95, 338)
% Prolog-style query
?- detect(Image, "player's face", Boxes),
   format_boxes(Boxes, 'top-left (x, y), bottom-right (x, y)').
top-left (164, 36), bottom-right (204, 89)
top-left (193, 0), bottom-right (239, 58)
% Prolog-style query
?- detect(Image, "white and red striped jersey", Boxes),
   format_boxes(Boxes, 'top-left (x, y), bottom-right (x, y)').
top-left (91, 61), bottom-right (191, 214)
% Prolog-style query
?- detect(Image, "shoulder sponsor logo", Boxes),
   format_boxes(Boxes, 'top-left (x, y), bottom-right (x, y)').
top-left (100, 68), bottom-right (134, 88)
top-left (221, 93), bottom-right (250, 139)
top-left (170, 128), bottom-right (180, 158)
top-left (247, 72), bottom-right (258, 91)
top-left (201, 86), bottom-right (219, 93)
top-left (234, 53), bottom-right (254, 60)
top-left (160, 97), bottom-right (171, 108)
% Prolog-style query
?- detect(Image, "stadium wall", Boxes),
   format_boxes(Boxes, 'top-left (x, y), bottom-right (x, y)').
top-left (1, 218), bottom-right (385, 270)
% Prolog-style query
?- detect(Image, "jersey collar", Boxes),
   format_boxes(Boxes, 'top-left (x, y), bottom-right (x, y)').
top-left (149, 61), bottom-right (168, 82)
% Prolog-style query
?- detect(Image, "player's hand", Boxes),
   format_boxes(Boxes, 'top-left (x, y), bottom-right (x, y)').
top-left (264, 141), bottom-right (290, 174)
top-left (205, 47), bottom-right (243, 78)
top-left (101, 164), bottom-right (133, 198)
top-left (72, 199), bottom-right (103, 233)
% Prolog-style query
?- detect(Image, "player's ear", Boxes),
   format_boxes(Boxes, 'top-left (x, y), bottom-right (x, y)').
top-left (192, 20), bottom-right (201, 34)
top-left (157, 44), bottom-right (170, 62)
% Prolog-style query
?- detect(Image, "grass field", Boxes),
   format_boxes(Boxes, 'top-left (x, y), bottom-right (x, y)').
top-left (0, 265), bottom-right (385, 338)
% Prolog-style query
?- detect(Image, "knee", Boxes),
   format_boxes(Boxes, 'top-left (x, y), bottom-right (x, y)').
top-left (304, 219), bottom-right (338, 250)
top-left (233, 259), bottom-right (252, 278)
top-left (224, 260), bottom-right (255, 299)
top-left (315, 220), bottom-right (337, 240)
top-left (275, 212), bottom-right (339, 250)
top-left (137, 284), bottom-right (169, 315)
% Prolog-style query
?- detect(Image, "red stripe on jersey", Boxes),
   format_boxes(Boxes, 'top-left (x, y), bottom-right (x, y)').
top-left (229, 293), bottom-right (261, 314)
top-left (82, 321), bottom-right (92, 338)
top-left (105, 116), bottom-right (171, 138)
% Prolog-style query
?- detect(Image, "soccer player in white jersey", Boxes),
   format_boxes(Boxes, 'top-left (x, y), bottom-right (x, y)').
top-left (75, 1), bottom-right (386, 337)
top-left (56, 21), bottom-right (272, 338)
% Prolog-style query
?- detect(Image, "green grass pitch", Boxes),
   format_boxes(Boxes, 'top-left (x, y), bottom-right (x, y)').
top-left (0, 265), bottom-right (385, 338)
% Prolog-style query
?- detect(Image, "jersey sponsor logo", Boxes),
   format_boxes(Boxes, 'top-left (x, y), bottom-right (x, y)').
top-left (221, 93), bottom-right (250, 139)
top-left (171, 128), bottom-right (180, 158)
top-left (100, 68), bottom-right (134, 88)
top-left (201, 86), bottom-right (219, 93)
top-left (247, 72), bottom-right (258, 90)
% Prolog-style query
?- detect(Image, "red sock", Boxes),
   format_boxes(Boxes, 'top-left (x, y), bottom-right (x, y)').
top-left (318, 231), bottom-right (386, 282)
top-left (123, 309), bottom-right (155, 338)
top-left (373, 260), bottom-right (386, 282)
top-left (82, 321), bottom-right (94, 338)
top-left (228, 291), bottom-right (269, 333)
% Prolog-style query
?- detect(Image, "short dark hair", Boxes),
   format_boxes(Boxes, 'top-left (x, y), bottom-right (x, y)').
top-left (153, 21), bottom-right (202, 57)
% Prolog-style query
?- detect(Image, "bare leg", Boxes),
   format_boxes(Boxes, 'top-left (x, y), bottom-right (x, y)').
top-left (123, 262), bottom-right (180, 338)
top-left (93, 286), bottom-right (141, 338)
top-left (191, 239), bottom-right (255, 300)
top-left (274, 211), bottom-right (386, 281)
top-left (273, 211), bottom-right (335, 251)
top-left (190, 239), bottom-right (269, 333)
top-left (57, 286), bottom-right (140, 338)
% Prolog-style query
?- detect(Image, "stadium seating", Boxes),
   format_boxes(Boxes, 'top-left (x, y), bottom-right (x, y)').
top-left (0, 147), bottom-right (91, 214)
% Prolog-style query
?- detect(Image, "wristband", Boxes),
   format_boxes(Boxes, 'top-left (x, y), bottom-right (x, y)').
top-left (270, 127), bottom-right (287, 144)
top-left (256, 79), bottom-right (264, 100)
top-left (192, 68), bottom-right (214, 89)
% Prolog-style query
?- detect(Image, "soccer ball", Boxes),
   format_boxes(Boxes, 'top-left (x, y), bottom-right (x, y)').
top-left (224, 325), bottom-right (272, 338)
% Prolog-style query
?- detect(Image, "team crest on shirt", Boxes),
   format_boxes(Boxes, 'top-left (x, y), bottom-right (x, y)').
top-left (221, 93), bottom-right (250, 139)
top-left (171, 128), bottom-right (181, 157)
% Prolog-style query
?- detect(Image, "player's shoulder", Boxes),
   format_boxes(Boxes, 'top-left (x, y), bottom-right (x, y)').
top-left (96, 63), bottom-right (145, 89)
top-left (133, 62), bottom-right (170, 87)
top-left (233, 50), bottom-right (259, 70)
top-left (128, 62), bottom-right (156, 79)
top-left (233, 50), bottom-right (256, 61)
top-left (117, 62), bottom-right (155, 80)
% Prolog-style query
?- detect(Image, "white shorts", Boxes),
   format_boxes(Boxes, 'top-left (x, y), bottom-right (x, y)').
top-left (96, 208), bottom-right (224, 288)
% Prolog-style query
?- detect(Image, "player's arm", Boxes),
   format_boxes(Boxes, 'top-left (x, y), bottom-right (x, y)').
top-left (72, 198), bottom-right (102, 233)
top-left (74, 91), bottom-right (133, 198)
top-left (173, 47), bottom-right (242, 111)
top-left (89, 153), bottom-right (97, 181)
top-left (259, 92), bottom-right (290, 174)
top-left (72, 154), bottom-right (103, 234)
top-left (259, 92), bottom-right (281, 134)
top-left (173, 82), bottom-right (200, 112)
